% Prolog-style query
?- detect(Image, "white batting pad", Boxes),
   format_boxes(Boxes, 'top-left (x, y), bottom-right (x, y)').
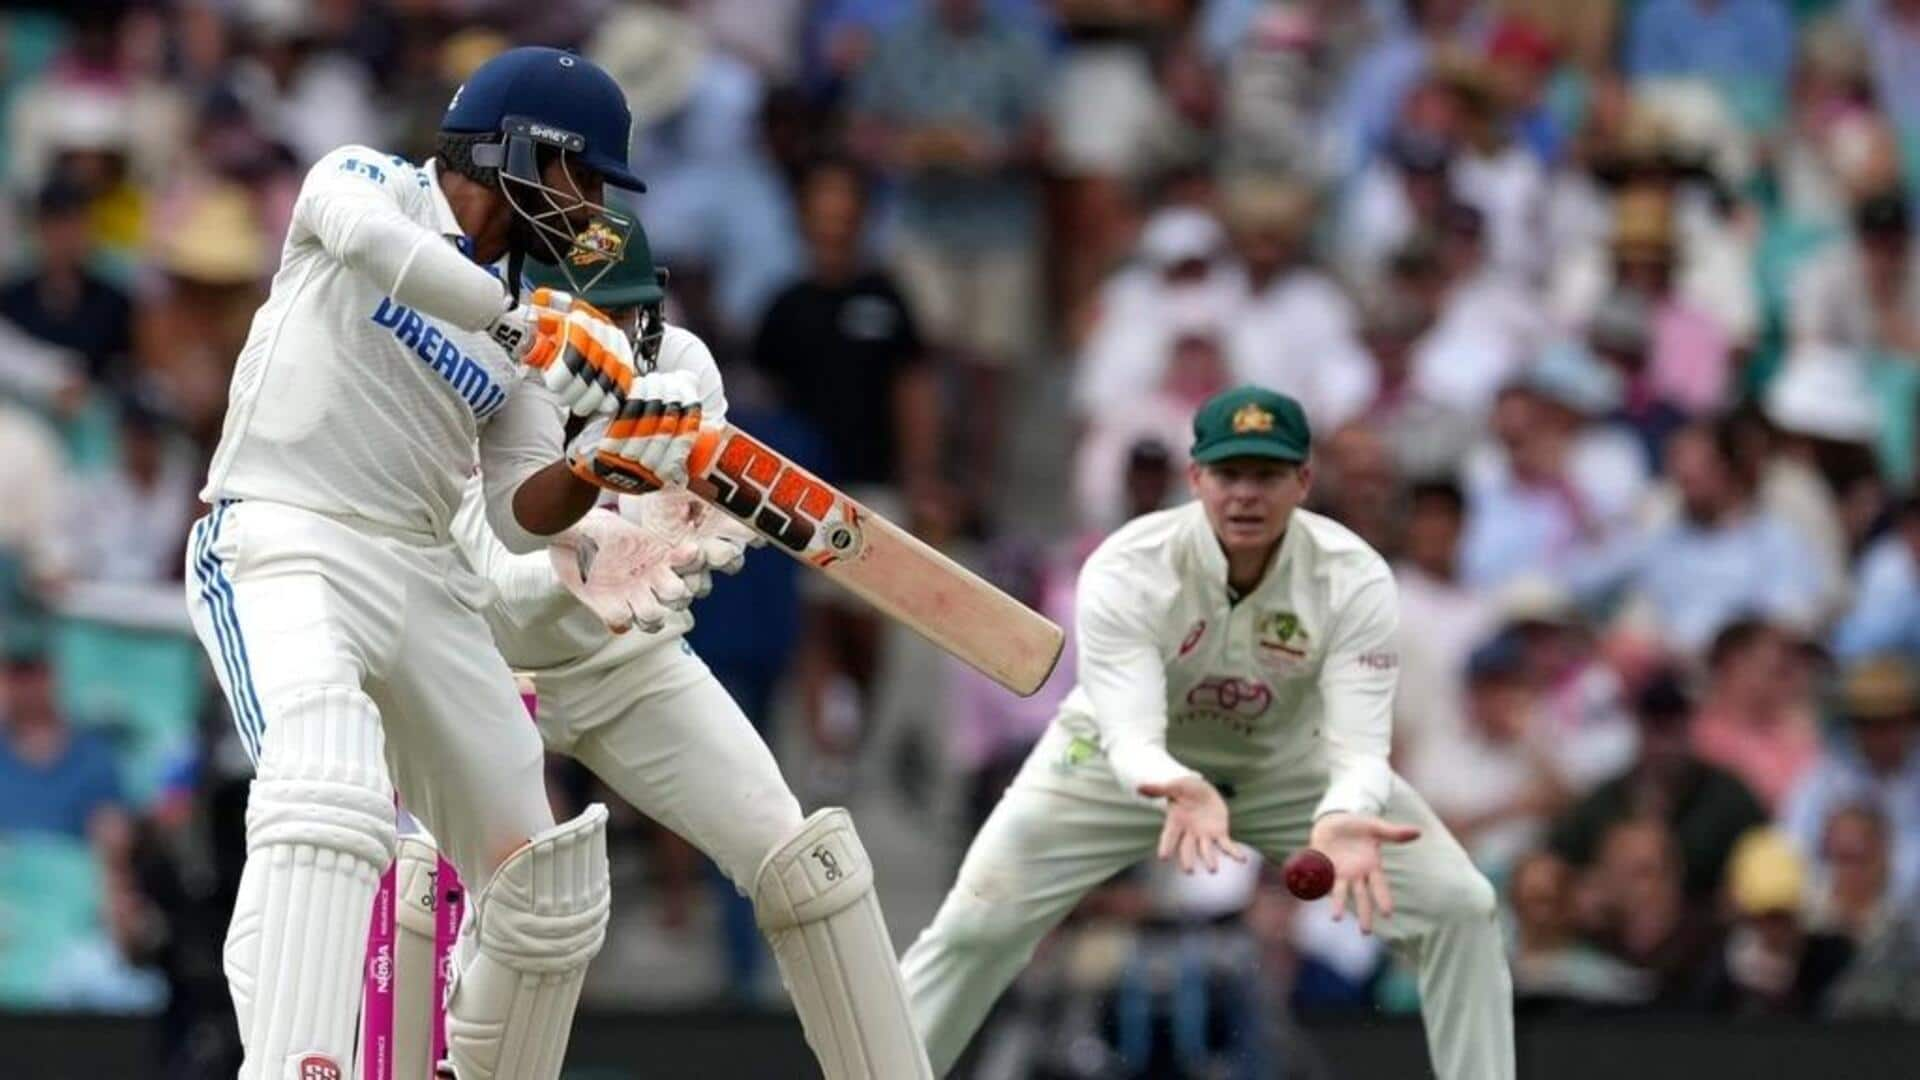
top-left (225, 685), bottom-right (397, 1080)
top-left (753, 809), bottom-right (933, 1079)
top-left (387, 836), bottom-right (442, 1080)
top-left (443, 804), bottom-right (610, 1080)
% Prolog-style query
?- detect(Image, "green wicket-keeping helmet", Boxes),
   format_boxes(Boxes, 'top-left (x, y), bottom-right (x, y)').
top-left (522, 220), bottom-right (668, 367)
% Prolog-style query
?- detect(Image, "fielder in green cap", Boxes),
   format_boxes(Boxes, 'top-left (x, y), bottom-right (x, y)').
top-left (439, 222), bottom-right (937, 1077)
top-left (1185, 385), bottom-right (1315, 575)
top-left (904, 384), bottom-right (1515, 1079)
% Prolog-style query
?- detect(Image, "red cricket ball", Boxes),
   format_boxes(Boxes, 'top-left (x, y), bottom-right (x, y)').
top-left (1282, 848), bottom-right (1335, 900)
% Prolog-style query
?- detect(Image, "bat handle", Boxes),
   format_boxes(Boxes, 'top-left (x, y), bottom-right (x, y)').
top-left (686, 426), bottom-right (723, 479)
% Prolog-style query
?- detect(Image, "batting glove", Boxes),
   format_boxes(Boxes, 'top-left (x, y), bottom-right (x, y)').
top-left (547, 508), bottom-right (694, 634)
top-left (565, 371), bottom-right (703, 494)
top-left (491, 287), bottom-right (634, 416)
top-left (617, 489), bottom-right (765, 598)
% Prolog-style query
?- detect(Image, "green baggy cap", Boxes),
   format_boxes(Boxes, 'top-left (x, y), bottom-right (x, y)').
top-left (1190, 385), bottom-right (1312, 464)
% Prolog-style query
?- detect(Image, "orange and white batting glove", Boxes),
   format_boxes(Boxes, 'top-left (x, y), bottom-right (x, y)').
top-left (565, 371), bottom-right (703, 494)
top-left (491, 287), bottom-right (635, 416)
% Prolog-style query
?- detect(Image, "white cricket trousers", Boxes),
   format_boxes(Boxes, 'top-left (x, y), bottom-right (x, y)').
top-left (902, 725), bottom-right (1515, 1080)
top-left (186, 498), bottom-right (556, 893)
top-left (530, 633), bottom-right (935, 1079)
top-left (530, 630), bottom-right (804, 888)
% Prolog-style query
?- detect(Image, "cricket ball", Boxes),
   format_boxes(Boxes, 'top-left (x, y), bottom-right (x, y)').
top-left (1282, 848), bottom-right (1335, 900)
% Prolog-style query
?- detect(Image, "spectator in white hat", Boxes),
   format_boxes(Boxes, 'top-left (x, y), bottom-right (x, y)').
top-left (1764, 346), bottom-right (1883, 598)
top-left (1221, 175), bottom-right (1371, 431)
top-left (1073, 205), bottom-right (1245, 416)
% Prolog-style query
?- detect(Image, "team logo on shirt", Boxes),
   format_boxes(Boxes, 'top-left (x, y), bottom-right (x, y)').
top-left (1256, 611), bottom-right (1309, 657)
top-left (1176, 676), bottom-right (1273, 737)
top-left (1254, 611), bottom-right (1312, 677)
top-left (1185, 676), bottom-right (1272, 716)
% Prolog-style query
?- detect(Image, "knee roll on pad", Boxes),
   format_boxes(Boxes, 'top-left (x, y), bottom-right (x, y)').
top-left (226, 685), bottom-right (397, 1080)
top-left (753, 808), bottom-right (933, 1080)
top-left (444, 804), bottom-right (610, 1080)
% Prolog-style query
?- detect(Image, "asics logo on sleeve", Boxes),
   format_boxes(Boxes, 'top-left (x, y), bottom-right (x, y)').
top-left (370, 297), bottom-right (508, 418)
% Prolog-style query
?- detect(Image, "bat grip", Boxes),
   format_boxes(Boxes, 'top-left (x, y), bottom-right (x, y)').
top-left (686, 426), bottom-right (723, 479)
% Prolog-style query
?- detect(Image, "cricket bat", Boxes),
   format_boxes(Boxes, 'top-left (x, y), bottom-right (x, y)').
top-left (685, 425), bottom-right (1064, 696)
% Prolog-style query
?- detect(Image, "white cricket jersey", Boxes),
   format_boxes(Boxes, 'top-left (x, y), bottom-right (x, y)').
top-left (1060, 501), bottom-right (1402, 819)
top-left (452, 324), bottom-right (728, 671)
top-left (202, 145), bottom-right (565, 550)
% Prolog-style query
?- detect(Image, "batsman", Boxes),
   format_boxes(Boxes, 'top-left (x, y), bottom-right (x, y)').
top-left (902, 387), bottom-right (1514, 1079)
top-left (182, 46), bottom-right (702, 1079)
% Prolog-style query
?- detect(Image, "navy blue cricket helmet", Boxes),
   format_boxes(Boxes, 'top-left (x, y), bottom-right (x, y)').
top-left (443, 46), bottom-right (644, 191)
top-left (442, 46), bottom-right (643, 293)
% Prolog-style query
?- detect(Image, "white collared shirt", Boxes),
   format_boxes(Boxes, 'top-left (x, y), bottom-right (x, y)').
top-left (1058, 501), bottom-right (1401, 819)
top-left (203, 146), bottom-right (563, 550)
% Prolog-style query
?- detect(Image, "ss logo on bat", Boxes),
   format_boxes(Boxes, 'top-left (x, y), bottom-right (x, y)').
top-left (708, 433), bottom-right (837, 555)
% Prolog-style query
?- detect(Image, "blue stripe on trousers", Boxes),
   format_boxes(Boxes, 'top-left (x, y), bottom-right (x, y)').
top-left (193, 501), bottom-right (266, 762)
top-left (189, 512), bottom-right (248, 753)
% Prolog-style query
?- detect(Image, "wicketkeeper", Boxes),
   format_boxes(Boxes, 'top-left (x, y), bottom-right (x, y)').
top-left (398, 228), bottom-right (932, 1079)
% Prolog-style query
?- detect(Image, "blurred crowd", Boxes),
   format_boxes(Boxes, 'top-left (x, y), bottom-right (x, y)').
top-left (3, 0), bottom-right (1920, 1075)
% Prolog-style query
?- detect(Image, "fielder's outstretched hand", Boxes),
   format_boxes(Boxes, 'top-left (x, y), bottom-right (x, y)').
top-left (491, 287), bottom-right (635, 416)
top-left (548, 507), bottom-right (695, 634)
top-left (1309, 812), bottom-right (1421, 935)
top-left (565, 371), bottom-right (703, 494)
top-left (1139, 775), bottom-right (1248, 875)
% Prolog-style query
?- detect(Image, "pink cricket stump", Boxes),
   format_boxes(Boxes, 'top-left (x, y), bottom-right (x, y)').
top-left (431, 854), bottom-right (464, 1067)
top-left (362, 868), bottom-right (396, 1079)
